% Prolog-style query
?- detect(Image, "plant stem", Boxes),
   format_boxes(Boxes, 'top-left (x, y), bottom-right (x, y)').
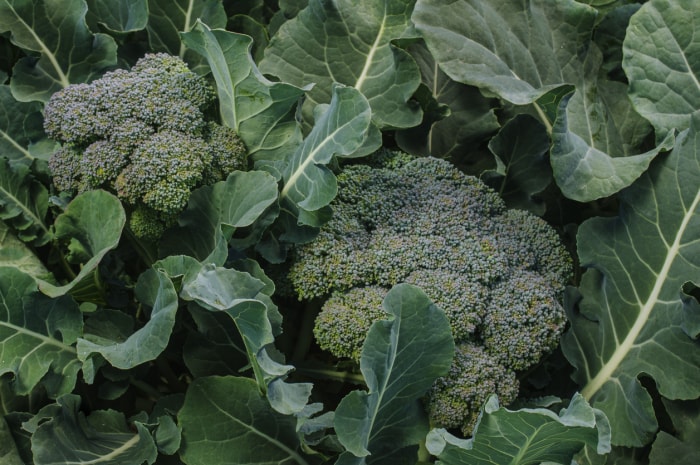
top-left (533, 101), bottom-right (553, 136)
top-left (124, 226), bottom-right (157, 267)
top-left (291, 300), bottom-right (322, 364)
top-left (296, 365), bottom-right (366, 385)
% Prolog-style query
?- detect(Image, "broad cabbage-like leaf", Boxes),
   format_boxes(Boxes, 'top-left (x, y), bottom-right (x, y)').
top-left (412, 0), bottom-right (597, 105)
top-left (0, 416), bottom-right (23, 465)
top-left (86, 0), bottom-right (148, 33)
top-left (649, 398), bottom-right (700, 464)
top-left (38, 190), bottom-right (125, 298)
top-left (0, 86), bottom-right (54, 163)
top-left (623, 0), bottom-right (700, 137)
top-left (179, 376), bottom-right (306, 465)
top-left (30, 395), bottom-right (157, 465)
top-left (0, 157), bottom-right (50, 246)
top-left (0, 221), bottom-right (49, 278)
top-left (77, 269), bottom-right (179, 370)
top-left (0, 267), bottom-right (82, 397)
top-left (334, 283), bottom-right (454, 462)
top-left (551, 45), bottom-right (675, 202)
top-left (182, 21), bottom-right (308, 161)
top-left (146, 0), bottom-right (226, 73)
top-left (260, 0), bottom-right (422, 129)
top-left (0, 0), bottom-right (117, 102)
top-left (561, 111), bottom-right (700, 447)
top-left (181, 264), bottom-right (312, 415)
top-left (427, 394), bottom-right (611, 465)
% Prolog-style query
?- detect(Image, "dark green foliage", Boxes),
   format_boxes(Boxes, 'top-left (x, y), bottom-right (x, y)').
top-left (43, 53), bottom-right (248, 239)
top-left (288, 150), bottom-right (573, 433)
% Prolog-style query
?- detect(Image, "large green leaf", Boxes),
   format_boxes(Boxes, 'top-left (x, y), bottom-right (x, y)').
top-left (0, 0), bottom-right (117, 102)
top-left (86, 0), bottom-right (148, 33)
top-left (0, 86), bottom-right (54, 163)
top-left (146, 0), bottom-right (226, 72)
top-left (561, 111), bottom-right (700, 446)
top-left (551, 45), bottom-right (675, 202)
top-left (0, 221), bottom-right (49, 278)
top-left (427, 394), bottom-right (611, 465)
top-left (278, 84), bottom-right (374, 233)
top-left (623, 0), bottom-right (700, 136)
top-left (37, 190), bottom-right (126, 298)
top-left (334, 283), bottom-right (454, 462)
top-left (77, 269), bottom-right (179, 370)
top-left (179, 376), bottom-right (308, 465)
top-left (159, 170), bottom-right (279, 260)
top-left (412, 0), bottom-right (597, 105)
top-left (182, 21), bottom-right (308, 161)
top-left (181, 265), bottom-right (312, 415)
top-left (260, 0), bottom-right (422, 129)
top-left (0, 416), bottom-right (23, 465)
top-left (0, 267), bottom-right (82, 397)
top-left (649, 399), bottom-right (700, 464)
top-left (30, 395), bottom-right (157, 465)
top-left (0, 157), bottom-right (50, 245)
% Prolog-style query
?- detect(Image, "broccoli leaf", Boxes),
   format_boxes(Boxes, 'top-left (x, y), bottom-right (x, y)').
top-left (623, 0), bottom-right (700, 137)
top-left (181, 264), bottom-right (312, 415)
top-left (30, 395), bottom-right (157, 465)
top-left (146, 0), bottom-right (226, 73)
top-left (0, 266), bottom-right (82, 397)
top-left (412, 0), bottom-right (597, 105)
top-left (0, 0), bottom-right (117, 102)
top-left (181, 21), bottom-right (308, 161)
top-left (0, 416), bottom-right (23, 465)
top-left (178, 376), bottom-right (307, 465)
top-left (86, 0), bottom-right (148, 33)
top-left (76, 269), bottom-right (179, 371)
top-left (0, 86), bottom-right (54, 163)
top-left (0, 221), bottom-right (49, 279)
top-left (37, 190), bottom-right (126, 299)
top-left (426, 394), bottom-right (611, 465)
top-left (649, 399), bottom-right (700, 464)
top-left (334, 283), bottom-right (454, 462)
top-left (259, 0), bottom-right (422, 129)
top-left (561, 111), bottom-right (700, 446)
top-left (0, 157), bottom-right (50, 246)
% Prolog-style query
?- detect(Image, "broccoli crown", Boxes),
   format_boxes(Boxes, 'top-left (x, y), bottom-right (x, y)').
top-left (44, 53), bottom-right (248, 239)
top-left (288, 150), bottom-right (573, 435)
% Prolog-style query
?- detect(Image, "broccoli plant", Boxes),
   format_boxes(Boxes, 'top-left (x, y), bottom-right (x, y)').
top-left (43, 53), bottom-right (248, 240)
top-left (286, 150), bottom-right (573, 434)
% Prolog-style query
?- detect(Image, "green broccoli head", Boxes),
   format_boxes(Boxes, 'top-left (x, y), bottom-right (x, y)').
top-left (288, 150), bottom-right (573, 435)
top-left (425, 343), bottom-right (519, 436)
top-left (44, 53), bottom-right (248, 239)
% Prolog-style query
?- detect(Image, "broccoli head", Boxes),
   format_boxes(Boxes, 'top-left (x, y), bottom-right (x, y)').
top-left (44, 53), bottom-right (248, 239)
top-left (287, 150), bottom-right (573, 435)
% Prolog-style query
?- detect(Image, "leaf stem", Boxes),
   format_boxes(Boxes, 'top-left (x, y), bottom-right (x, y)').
top-left (533, 101), bottom-right (553, 136)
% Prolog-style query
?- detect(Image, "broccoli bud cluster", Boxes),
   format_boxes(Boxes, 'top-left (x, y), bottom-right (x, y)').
top-left (44, 53), bottom-right (248, 239)
top-left (287, 151), bottom-right (573, 435)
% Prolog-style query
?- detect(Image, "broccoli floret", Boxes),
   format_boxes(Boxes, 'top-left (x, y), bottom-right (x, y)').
top-left (425, 343), bottom-right (519, 436)
top-left (287, 151), bottom-right (573, 435)
top-left (44, 53), bottom-right (248, 239)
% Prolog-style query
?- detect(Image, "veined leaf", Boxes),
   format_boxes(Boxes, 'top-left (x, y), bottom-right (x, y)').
top-left (0, 221), bottom-right (49, 278)
top-left (181, 264), bottom-right (312, 415)
top-left (147, 0), bottom-right (226, 73)
top-left (30, 395), bottom-right (157, 465)
top-left (413, 0), bottom-right (597, 105)
top-left (427, 394), bottom-right (611, 465)
top-left (551, 45), bottom-right (675, 202)
top-left (182, 21), bottom-right (308, 161)
top-left (179, 376), bottom-right (308, 465)
top-left (260, 0), bottom-right (422, 129)
top-left (0, 266), bottom-right (82, 397)
top-left (86, 0), bottom-right (148, 33)
top-left (77, 269), bottom-right (179, 370)
top-left (0, 0), bottom-right (117, 102)
top-left (0, 416), bottom-right (23, 465)
top-left (334, 284), bottom-right (454, 462)
top-left (0, 86), bottom-right (53, 163)
top-left (623, 0), bottom-right (700, 136)
top-left (0, 157), bottom-right (50, 246)
top-left (562, 111), bottom-right (700, 446)
top-left (279, 84), bottom-right (374, 230)
top-left (649, 398), bottom-right (700, 464)
top-left (37, 190), bottom-right (125, 298)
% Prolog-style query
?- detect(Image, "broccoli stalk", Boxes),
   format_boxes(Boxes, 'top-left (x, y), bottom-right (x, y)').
top-left (286, 150), bottom-right (573, 435)
top-left (44, 53), bottom-right (248, 241)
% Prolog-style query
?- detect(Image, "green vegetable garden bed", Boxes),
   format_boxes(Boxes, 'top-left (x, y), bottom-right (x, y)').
top-left (0, 0), bottom-right (698, 464)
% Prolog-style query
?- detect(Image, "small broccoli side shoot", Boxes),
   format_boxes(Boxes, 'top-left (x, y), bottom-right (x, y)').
top-left (287, 150), bottom-right (573, 435)
top-left (44, 53), bottom-right (248, 240)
